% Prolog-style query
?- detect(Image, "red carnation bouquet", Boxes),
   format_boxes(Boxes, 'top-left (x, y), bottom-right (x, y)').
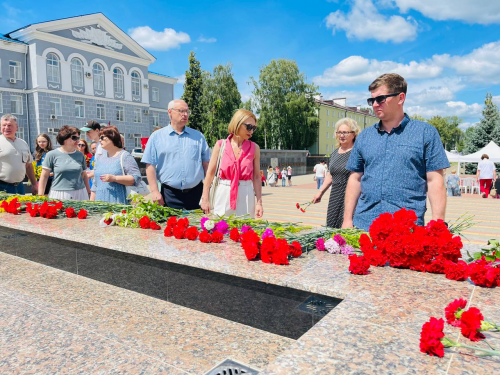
top-left (240, 229), bottom-right (302, 265)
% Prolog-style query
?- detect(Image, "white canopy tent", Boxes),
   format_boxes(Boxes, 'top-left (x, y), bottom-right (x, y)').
top-left (459, 141), bottom-right (500, 163)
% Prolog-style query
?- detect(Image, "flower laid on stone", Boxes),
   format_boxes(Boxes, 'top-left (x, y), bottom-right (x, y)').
top-left (324, 238), bottom-right (341, 254)
top-left (261, 228), bottom-right (275, 239)
top-left (77, 209), bottom-right (87, 219)
top-left (445, 298), bottom-right (467, 327)
top-left (315, 238), bottom-right (325, 251)
top-left (348, 254), bottom-right (370, 275)
top-left (240, 225), bottom-right (252, 233)
top-left (65, 207), bottom-right (77, 218)
top-left (241, 229), bottom-right (302, 265)
top-left (229, 228), bottom-right (240, 242)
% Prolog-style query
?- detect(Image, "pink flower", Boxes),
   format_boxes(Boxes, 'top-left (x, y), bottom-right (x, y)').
top-left (315, 238), bottom-right (325, 251)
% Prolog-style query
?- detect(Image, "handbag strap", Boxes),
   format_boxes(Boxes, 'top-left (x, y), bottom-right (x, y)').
top-left (119, 151), bottom-right (125, 175)
top-left (213, 140), bottom-right (226, 186)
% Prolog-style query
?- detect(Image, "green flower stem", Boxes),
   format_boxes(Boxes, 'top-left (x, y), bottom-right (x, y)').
top-left (457, 343), bottom-right (500, 357)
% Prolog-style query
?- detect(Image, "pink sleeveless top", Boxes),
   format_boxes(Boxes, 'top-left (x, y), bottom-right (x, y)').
top-left (217, 135), bottom-right (255, 210)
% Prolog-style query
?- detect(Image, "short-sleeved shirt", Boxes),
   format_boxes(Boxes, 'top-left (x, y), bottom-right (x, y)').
top-left (346, 113), bottom-right (450, 230)
top-left (42, 149), bottom-right (87, 191)
top-left (314, 164), bottom-right (326, 177)
top-left (478, 159), bottom-right (495, 179)
top-left (0, 135), bottom-right (32, 183)
top-left (141, 125), bottom-right (210, 190)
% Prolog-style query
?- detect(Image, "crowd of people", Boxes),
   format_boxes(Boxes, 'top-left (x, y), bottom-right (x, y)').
top-left (1, 73), bottom-right (497, 231)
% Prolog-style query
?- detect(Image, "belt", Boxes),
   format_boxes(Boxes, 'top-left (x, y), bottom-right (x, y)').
top-left (162, 182), bottom-right (201, 193)
top-left (0, 180), bottom-right (21, 186)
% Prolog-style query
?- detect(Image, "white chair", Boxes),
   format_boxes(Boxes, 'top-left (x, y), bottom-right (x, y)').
top-left (471, 179), bottom-right (480, 194)
top-left (460, 178), bottom-right (472, 194)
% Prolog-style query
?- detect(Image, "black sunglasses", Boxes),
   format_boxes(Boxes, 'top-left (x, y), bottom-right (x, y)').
top-left (367, 93), bottom-right (400, 106)
top-left (99, 136), bottom-right (108, 141)
top-left (243, 123), bottom-right (257, 132)
top-left (70, 135), bottom-right (80, 141)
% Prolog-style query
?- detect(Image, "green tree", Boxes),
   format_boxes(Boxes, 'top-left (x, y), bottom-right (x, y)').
top-left (181, 51), bottom-right (206, 132)
top-left (250, 59), bottom-right (319, 150)
top-left (410, 114), bottom-right (427, 122)
top-left (463, 93), bottom-right (500, 173)
top-left (202, 63), bottom-right (242, 146)
top-left (427, 116), bottom-right (463, 151)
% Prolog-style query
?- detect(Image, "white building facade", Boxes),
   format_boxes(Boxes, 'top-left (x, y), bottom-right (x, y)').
top-left (0, 13), bottom-right (176, 151)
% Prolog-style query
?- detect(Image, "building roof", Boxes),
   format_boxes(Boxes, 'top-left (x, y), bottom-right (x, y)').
top-left (0, 34), bottom-right (27, 45)
top-left (148, 71), bottom-right (174, 79)
top-left (316, 98), bottom-right (376, 117)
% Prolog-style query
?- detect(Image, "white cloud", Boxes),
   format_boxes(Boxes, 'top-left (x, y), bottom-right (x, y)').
top-left (313, 55), bottom-right (441, 86)
top-left (493, 95), bottom-right (500, 106)
top-left (175, 74), bottom-right (185, 85)
top-left (325, 0), bottom-right (418, 43)
top-left (198, 35), bottom-right (217, 43)
top-left (390, 0), bottom-right (500, 25)
top-left (2, 3), bottom-right (20, 17)
top-left (406, 101), bottom-right (483, 120)
top-left (128, 26), bottom-right (190, 51)
top-left (320, 90), bottom-right (370, 107)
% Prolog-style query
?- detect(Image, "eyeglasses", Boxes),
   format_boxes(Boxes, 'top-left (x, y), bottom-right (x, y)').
top-left (70, 135), bottom-right (80, 141)
top-left (243, 123), bottom-right (257, 132)
top-left (99, 136), bottom-right (108, 141)
top-left (171, 108), bottom-right (191, 115)
top-left (367, 93), bottom-right (400, 106)
top-left (77, 143), bottom-right (85, 147)
top-left (336, 131), bottom-right (354, 136)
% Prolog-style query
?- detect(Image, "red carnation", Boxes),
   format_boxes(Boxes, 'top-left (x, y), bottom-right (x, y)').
top-left (229, 228), bottom-right (240, 242)
top-left (54, 201), bottom-right (63, 210)
top-left (289, 241), bottom-right (302, 258)
top-left (243, 241), bottom-right (260, 260)
top-left (273, 239), bottom-right (290, 265)
top-left (468, 258), bottom-right (498, 288)
top-left (420, 317), bottom-right (445, 357)
top-left (348, 254), bottom-right (370, 275)
top-left (211, 231), bottom-right (223, 243)
top-left (240, 229), bottom-right (260, 245)
top-left (150, 221), bottom-right (161, 230)
top-left (29, 208), bottom-right (39, 217)
top-left (444, 261), bottom-right (468, 281)
top-left (199, 230), bottom-right (212, 243)
top-left (300, 208), bottom-right (305, 213)
top-left (77, 209), bottom-right (88, 219)
top-left (139, 216), bottom-right (151, 229)
top-left (167, 216), bottom-right (178, 227)
top-left (164, 225), bottom-right (173, 237)
top-left (177, 217), bottom-right (189, 229)
top-left (460, 307), bottom-right (485, 341)
top-left (445, 298), bottom-right (467, 327)
top-left (296, 203), bottom-right (300, 209)
top-left (104, 218), bottom-right (113, 225)
top-left (173, 225), bottom-right (186, 239)
top-left (185, 226), bottom-right (199, 241)
top-left (65, 207), bottom-right (77, 218)
top-left (260, 237), bottom-right (276, 264)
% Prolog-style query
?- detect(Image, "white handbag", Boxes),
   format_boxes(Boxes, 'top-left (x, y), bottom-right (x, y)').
top-left (120, 151), bottom-right (150, 197)
top-left (208, 140), bottom-right (226, 209)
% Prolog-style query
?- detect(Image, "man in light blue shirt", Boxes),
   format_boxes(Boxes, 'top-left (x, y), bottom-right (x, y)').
top-left (142, 99), bottom-right (210, 210)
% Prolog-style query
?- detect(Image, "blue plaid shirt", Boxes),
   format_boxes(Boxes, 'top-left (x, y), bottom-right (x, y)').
top-left (141, 125), bottom-right (210, 190)
top-left (346, 114), bottom-right (450, 230)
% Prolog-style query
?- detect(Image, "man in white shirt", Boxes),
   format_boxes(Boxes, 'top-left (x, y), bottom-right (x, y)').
top-left (313, 160), bottom-right (327, 190)
top-left (476, 154), bottom-right (496, 198)
top-left (0, 114), bottom-right (37, 195)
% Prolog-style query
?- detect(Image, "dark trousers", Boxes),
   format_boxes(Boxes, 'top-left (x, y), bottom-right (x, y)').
top-left (0, 182), bottom-right (25, 195)
top-left (161, 182), bottom-right (203, 210)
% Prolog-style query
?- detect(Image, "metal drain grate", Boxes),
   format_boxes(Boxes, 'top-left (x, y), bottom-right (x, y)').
top-left (204, 359), bottom-right (259, 375)
top-left (296, 295), bottom-right (338, 317)
top-left (2, 233), bottom-right (29, 239)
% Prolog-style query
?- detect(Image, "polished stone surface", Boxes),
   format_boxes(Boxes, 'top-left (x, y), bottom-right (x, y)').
top-left (1, 214), bottom-right (499, 374)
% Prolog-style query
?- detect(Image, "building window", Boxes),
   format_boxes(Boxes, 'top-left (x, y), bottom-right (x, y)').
top-left (116, 106), bottom-right (124, 121)
top-left (16, 127), bottom-right (25, 141)
top-left (113, 68), bottom-right (124, 95)
top-left (153, 113), bottom-right (159, 127)
top-left (0, 93), bottom-right (3, 113)
top-left (133, 108), bottom-right (142, 123)
top-left (71, 58), bottom-right (84, 87)
top-left (9, 61), bottom-right (22, 81)
top-left (326, 144), bottom-right (329, 152)
top-left (152, 87), bottom-right (159, 102)
top-left (326, 131), bottom-right (329, 139)
top-left (46, 53), bottom-right (60, 84)
top-left (96, 104), bottom-right (105, 120)
top-left (133, 134), bottom-right (142, 148)
top-left (10, 95), bottom-right (22, 114)
top-left (75, 100), bottom-right (85, 118)
top-left (131, 71), bottom-right (141, 97)
top-left (327, 120), bottom-right (329, 127)
top-left (93, 63), bottom-right (105, 92)
top-left (50, 98), bottom-right (62, 116)
top-left (338, 112), bottom-right (341, 118)
top-left (327, 109), bottom-right (329, 116)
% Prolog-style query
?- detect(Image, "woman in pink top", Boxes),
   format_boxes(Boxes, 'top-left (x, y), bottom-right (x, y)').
top-left (201, 109), bottom-right (263, 218)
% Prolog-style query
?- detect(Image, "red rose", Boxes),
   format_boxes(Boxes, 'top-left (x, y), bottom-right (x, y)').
top-left (229, 228), bottom-right (240, 242)
top-left (444, 261), bottom-right (468, 281)
top-left (445, 298), bottom-right (467, 327)
top-left (77, 209), bottom-right (87, 219)
top-left (185, 226), bottom-right (199, 241)
top-left (164, 225), bottom-right (174, 237)
top-left (139, 216), bottom-right (151, 229)
top-left (211, 231), bottom-right (223, 243)
top-left (243, 241), bottom-right (259, 260)
top-left (289, 241), bottom-right (302, 258)
top-left (199, 230), bottom-right (212, 243)
top-left (348, 254), bottom-right (370, 275)
top-left (150, 221), bottom-right (161, 230)
top-left (173, 225), bottom-right (186, 239)
top-left (460, 307), bottom-right (485, 341)
top-left (65, 207), bottom-right (77, 218)
top-left (167, 216), bottom-right (178, 227)
top-left (420, 317), bottom-right (445, 357)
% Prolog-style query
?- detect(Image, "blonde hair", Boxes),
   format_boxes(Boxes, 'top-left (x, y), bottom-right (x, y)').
top-left (228, 109), bottom-right (257, 135)
top-left (334, 118), bottom-right (360, 148)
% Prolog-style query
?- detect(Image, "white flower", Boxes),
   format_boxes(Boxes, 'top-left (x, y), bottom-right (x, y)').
top-left (324, 238), bottom-right (341, 254)
top-left (205, 220), bottom-right (215, 231)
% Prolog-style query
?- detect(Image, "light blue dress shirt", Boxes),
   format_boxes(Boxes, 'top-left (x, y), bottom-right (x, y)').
top-left (141, 125), bottom-right (211, 190)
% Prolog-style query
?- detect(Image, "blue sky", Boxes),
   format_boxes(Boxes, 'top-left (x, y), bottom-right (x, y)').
top-left (4, 0), bottom-right (500, 128)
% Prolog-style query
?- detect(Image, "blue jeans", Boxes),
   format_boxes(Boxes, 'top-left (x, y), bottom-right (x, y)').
top-left (0, 182), bottom-right (25, 195)
top-left (447, 186), bottom-right (461, 197)
top-left (281, 177), bottom-right (286, 186)
top-left (316, 177), bottom-right (324, 190)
